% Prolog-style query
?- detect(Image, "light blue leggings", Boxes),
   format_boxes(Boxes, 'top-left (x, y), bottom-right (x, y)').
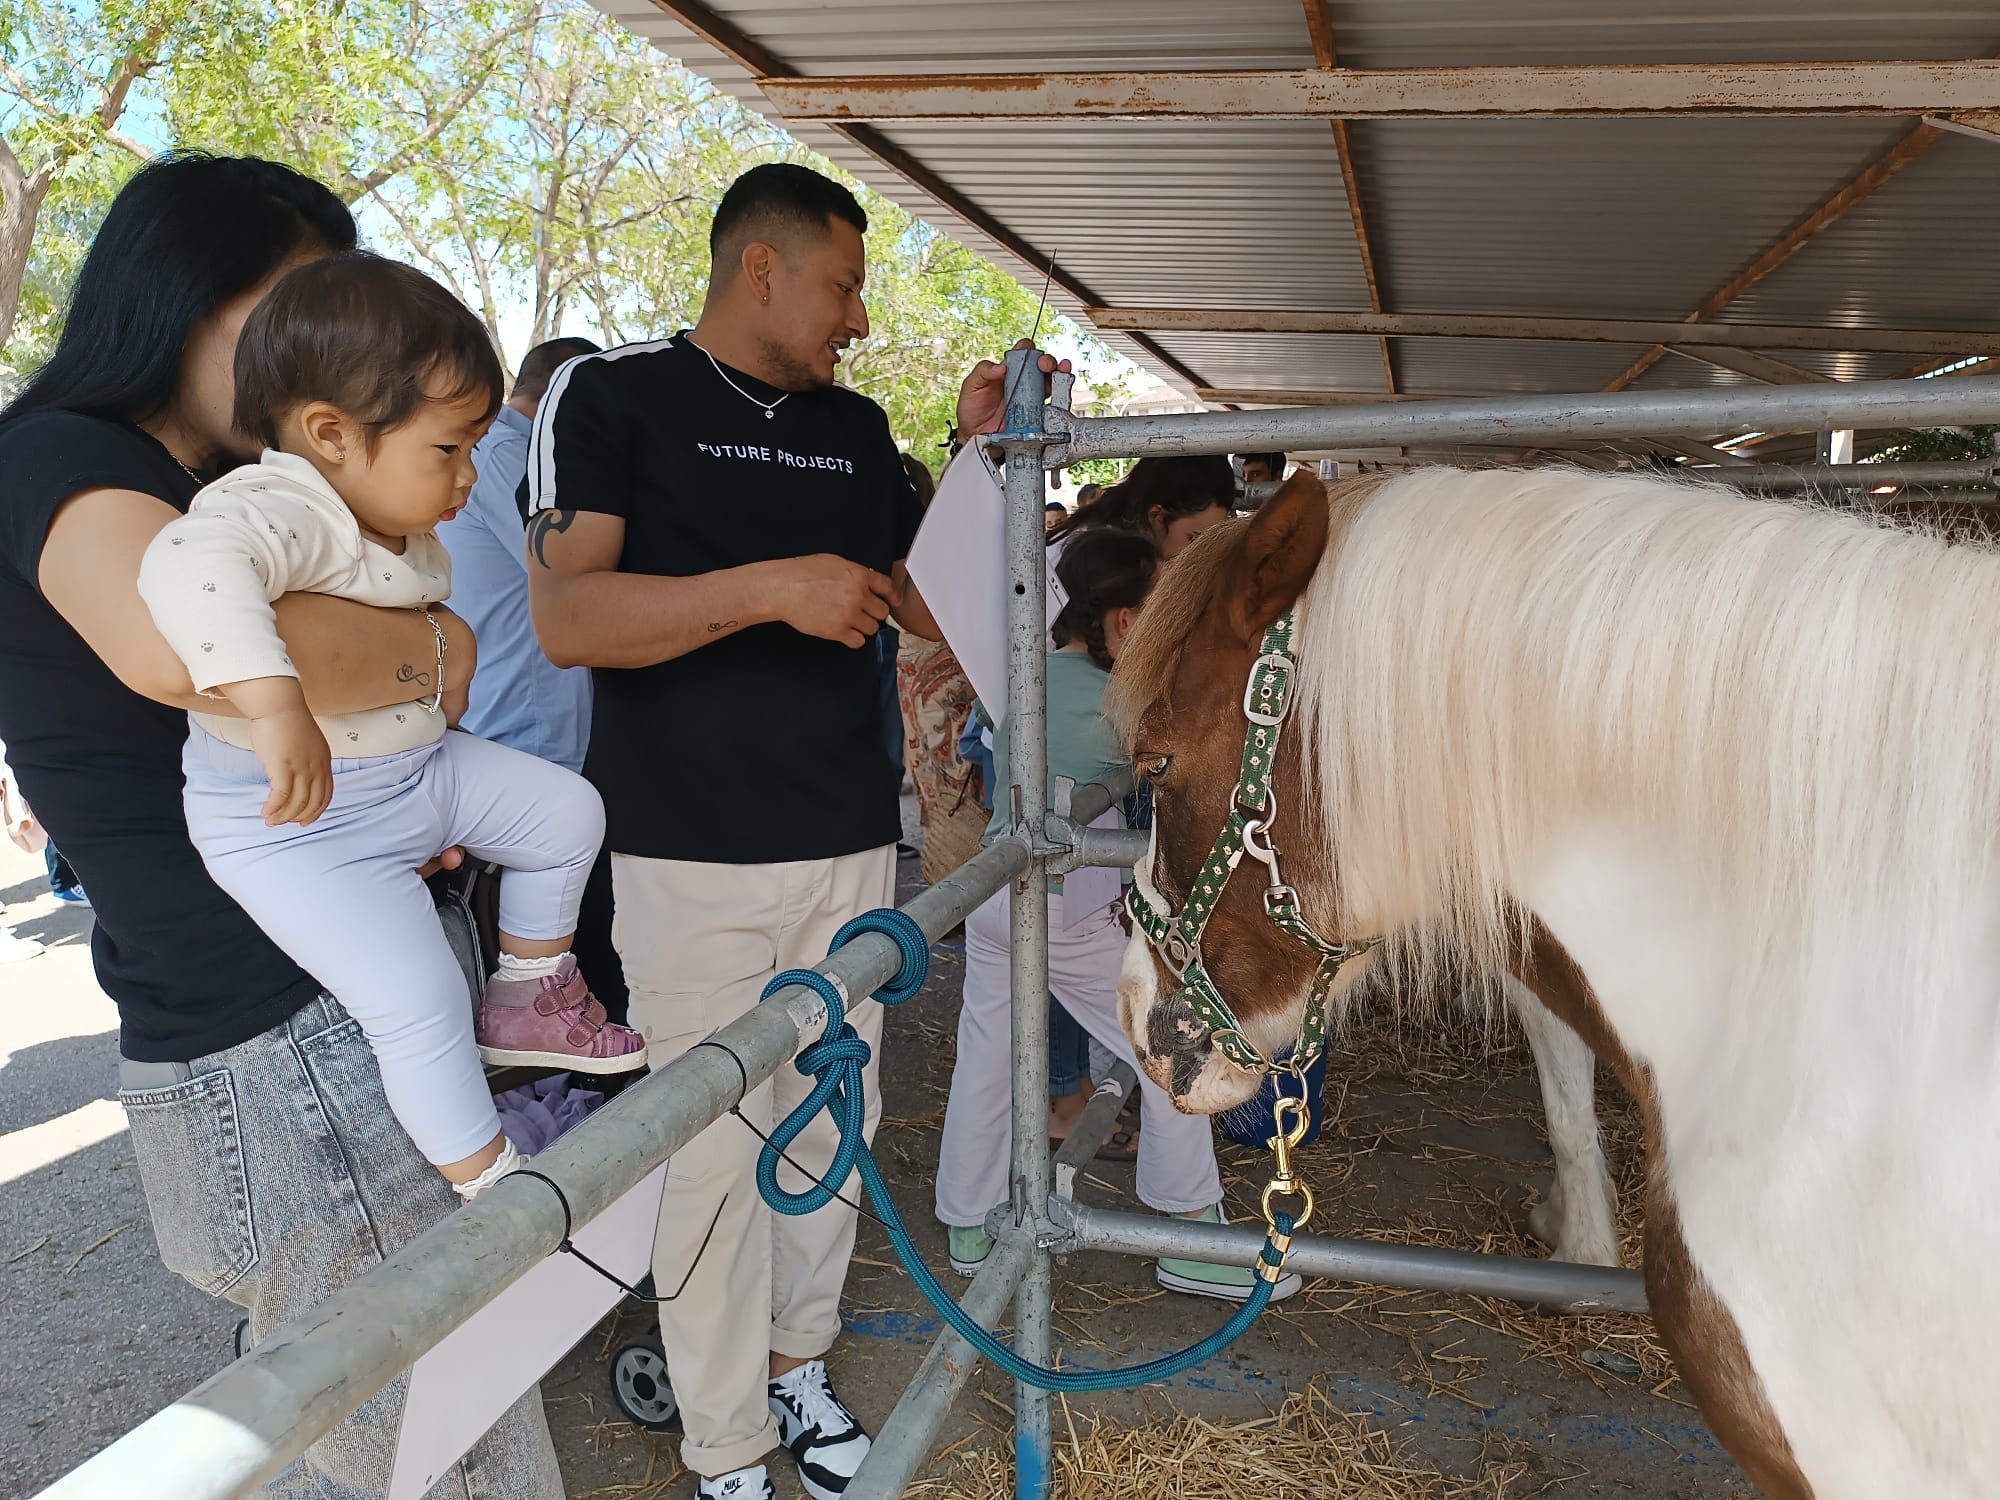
top-left (182, 727), bottom-right (604, 1164)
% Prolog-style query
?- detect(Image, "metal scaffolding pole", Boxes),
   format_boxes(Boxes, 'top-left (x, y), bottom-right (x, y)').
top-left (1050, 375), bottom-right (2000, 463)
top-left (1052, 1202), bottom-right (1648, 1313)
top-left (999, 347), bottom-right (1057, 1500)
top-left (1241, 459), bottom-right (2000, 508)
top-left (1710, 458), bottom-right (2000, 491)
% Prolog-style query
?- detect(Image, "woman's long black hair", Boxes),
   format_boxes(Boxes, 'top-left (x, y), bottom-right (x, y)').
top-left (1046, 454), bottom-right (1233, 546)
top-left (3, 152), bottom-right (355, 430)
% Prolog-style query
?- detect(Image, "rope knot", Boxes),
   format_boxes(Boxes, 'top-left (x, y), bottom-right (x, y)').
top-left (796, 1028), bottom-right (871, 1079)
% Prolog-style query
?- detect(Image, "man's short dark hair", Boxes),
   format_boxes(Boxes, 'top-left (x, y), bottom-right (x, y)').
top-left (1238, 451), bottom-right (1287, 476)
top-left (511, 337), bottom-right (601, 404)
top-left (1045, 501), bottom-right (1067, 515)
top-left (710, 163), bottom-right (868, 280)
top-left (234, 253), bottom-right (503, 452)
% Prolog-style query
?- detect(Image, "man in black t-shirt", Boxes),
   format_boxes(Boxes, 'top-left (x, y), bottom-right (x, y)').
top-left (524, 164), bottom-right (945, 1500)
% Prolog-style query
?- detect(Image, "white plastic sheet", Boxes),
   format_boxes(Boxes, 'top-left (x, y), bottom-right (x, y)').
top-left (905, 447), bottom-right (1066, 727)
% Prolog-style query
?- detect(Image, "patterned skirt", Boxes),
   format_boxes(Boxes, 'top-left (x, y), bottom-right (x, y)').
top-left (895, 635), bottom-right (987, 886)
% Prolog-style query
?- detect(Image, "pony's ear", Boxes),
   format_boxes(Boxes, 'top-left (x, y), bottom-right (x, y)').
top-left (1226, 471), bottom-right (1329, 644)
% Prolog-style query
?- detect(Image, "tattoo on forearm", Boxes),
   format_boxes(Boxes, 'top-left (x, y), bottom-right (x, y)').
top-left (527, 507), bottom-right (576, 568)
top-left (706, 619), bottom-right (739, 634)
top-left (396, 663), bottom-right (433, 688)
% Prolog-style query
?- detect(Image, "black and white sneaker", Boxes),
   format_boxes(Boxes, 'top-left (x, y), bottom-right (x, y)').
top-left (697, 1465), bottom-right (774, 1500)
top-left (767, 1359), bottom-right (871, 1499)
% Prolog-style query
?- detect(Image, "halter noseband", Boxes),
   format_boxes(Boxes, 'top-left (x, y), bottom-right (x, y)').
top-left (1125, 609), bottom-right (1380, 1080)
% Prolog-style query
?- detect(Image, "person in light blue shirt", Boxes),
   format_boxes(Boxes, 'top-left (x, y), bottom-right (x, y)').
top-left (443, 336), bottom-right (630, 1022)
top-left (446, 336), bottom-right (600, 771)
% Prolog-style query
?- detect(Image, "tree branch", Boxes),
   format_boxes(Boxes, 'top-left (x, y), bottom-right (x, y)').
top-left (96, 20), bottom-right (168, 133)
top-left (371, 192), bottom-right (477, 310)
top-left (344, 10), bottom-right (540, 203)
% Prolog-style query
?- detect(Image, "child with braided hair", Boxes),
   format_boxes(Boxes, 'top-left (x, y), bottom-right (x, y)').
top-left (932, 528), bottom-right (1302, 1303)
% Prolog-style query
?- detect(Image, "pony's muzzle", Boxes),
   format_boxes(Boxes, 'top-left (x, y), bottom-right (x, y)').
top-left (1117, 925), bottom-right (1264, 1114)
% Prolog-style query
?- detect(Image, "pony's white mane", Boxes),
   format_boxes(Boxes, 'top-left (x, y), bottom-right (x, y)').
top-left (1291, 466), bottom-right (2000, 1005)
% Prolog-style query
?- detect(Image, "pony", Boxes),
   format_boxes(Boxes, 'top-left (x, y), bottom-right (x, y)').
top-left (1111, 468), bottom-right (2000, 1499)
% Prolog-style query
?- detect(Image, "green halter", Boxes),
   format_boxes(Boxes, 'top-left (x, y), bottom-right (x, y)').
top-left (1125, 609), bottom-right (1380, 1079)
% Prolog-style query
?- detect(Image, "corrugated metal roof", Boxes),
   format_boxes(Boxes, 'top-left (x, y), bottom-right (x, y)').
top-left (588, 0), bottom-right (2000, 429)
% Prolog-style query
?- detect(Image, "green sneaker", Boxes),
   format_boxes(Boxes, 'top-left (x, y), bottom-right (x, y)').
top-left (1155, 1205), bottom-right (1304, 1304)
top-left (949, 1225), bottom-right (994, 1277)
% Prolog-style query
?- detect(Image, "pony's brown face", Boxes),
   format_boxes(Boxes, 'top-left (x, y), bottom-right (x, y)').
top-left (1113, 472), bottom-right (1344, 1113)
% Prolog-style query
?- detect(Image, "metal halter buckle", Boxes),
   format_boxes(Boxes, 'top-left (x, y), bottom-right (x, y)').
top-left (1160, 931), bottom-right (1196, 978)
top-left (1242, 652), bottom-right (1296, 727)
top-left (1263, 884), bottom-right (1302, 916)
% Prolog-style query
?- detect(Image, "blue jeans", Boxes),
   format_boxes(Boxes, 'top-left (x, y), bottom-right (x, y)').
top-left (118, 994), bottom-right (563, 1498)
top-left (1050, 999), bottom-right (1091, 1098)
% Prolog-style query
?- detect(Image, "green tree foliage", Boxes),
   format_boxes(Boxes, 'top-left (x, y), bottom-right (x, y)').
top-left (0, 0), bottom-right (184, 357)
top-left (2, 0), bottom-right (1132, 449)
top-left (1867, 425), bottom-right (1996, 464)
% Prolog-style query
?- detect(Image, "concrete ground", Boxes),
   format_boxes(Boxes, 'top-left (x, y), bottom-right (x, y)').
top-left (0, 823), bottom-right (1749, 1499)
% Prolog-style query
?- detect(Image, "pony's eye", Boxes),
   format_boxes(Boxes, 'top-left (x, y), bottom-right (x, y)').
top-left (1143, 755), bottom-right (1171, 781)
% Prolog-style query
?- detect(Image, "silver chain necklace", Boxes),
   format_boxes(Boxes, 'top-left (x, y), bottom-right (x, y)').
top-left (689, 337), bottom-right (789, 420)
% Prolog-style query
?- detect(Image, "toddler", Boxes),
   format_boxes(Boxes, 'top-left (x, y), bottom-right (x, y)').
top-left (139, 254), bottom-right (644, 1198)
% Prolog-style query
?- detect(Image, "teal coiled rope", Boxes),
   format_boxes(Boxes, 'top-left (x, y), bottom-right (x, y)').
top-left (754, 908), bottom-right (1293, 1394)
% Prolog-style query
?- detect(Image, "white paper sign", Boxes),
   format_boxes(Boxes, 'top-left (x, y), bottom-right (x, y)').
top-left (388, 1164), bottom-right (668, 1498)
top-left (907, 447), bottom-right (1065, 727)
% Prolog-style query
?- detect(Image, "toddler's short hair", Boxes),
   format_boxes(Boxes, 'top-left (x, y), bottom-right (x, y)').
top-left (234, 253), bottom-right (503, 451)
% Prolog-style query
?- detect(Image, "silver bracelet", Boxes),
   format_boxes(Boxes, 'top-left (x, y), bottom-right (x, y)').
top-left (418, 609), bottom-right (447, 715)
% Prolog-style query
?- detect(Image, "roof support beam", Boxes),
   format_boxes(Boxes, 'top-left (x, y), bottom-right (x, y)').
top-left (1666, 345), bottom-right (1835, 384)
top-left (1303, 1), bottom-right (1393, 394)
top-left (756, 62), bottom-right (2000, 122)
top-left (1601, 120), bottom-right (1945, 391)
top-left (639, 0), bottom-right (1212, 397)
top-left (1088, 305), bottom-right (1997, 355)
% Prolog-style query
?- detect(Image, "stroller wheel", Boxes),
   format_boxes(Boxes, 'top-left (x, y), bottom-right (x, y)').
top-left (610, 1339), bottom-right (679, 1430)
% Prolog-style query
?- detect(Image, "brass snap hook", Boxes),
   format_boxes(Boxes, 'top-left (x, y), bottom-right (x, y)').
top-left (1260, 1094), bottom-right (1316, 1252)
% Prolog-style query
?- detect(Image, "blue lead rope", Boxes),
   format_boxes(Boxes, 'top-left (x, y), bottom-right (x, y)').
top-left (753, 908), bottom-right (1293, 1394)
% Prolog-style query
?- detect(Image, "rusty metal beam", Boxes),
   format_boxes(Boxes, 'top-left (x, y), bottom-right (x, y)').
top-left (1601, 120), bottom-right (1945, 392)
top-left (638, 0), bottom-right (1212, 398)
top-left (1089, 305), bottom-right (1996, 355)
top-left (1303, 1), bottom-right (1394, 394)
top-left (1666, 345), bottom-right (1835, 384)
top-left (757, 63), bottom-right (2000, 122)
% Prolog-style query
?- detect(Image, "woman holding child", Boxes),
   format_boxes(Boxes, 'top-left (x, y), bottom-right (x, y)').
top-left (0, 154), bottom-right (569, 1496)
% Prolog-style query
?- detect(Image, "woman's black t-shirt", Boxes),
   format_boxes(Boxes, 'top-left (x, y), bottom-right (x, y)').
top-left (0, 409), bottom-right (318, 1061)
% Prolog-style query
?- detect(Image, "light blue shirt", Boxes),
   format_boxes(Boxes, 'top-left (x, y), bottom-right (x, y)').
top-left (442, 404), bottom-right (592, 771)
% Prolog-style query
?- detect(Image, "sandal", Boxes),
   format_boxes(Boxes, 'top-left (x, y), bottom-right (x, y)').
top-left (1051, 1095), bottom-right (1141, 1161)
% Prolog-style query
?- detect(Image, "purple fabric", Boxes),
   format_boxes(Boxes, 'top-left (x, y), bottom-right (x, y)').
top-left (494, 1073), bottom-right (608, 1154)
